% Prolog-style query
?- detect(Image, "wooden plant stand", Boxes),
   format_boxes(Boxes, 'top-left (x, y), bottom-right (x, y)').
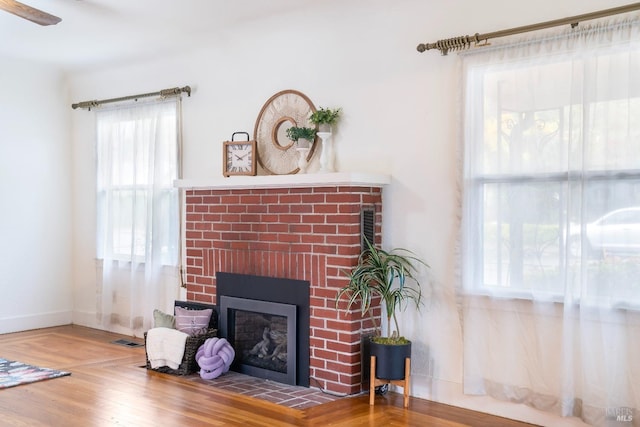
top-left (369, 355), bottom-right (411, 408)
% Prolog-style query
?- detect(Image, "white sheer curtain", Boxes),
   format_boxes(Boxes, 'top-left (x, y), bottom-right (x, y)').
top-left (96, 98), bottom-right (181, 337)
top-left (460, 19), bottom-right (640, 426)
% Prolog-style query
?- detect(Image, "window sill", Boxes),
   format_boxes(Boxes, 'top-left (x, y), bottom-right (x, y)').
top-left (462, 289), bottom-right (640, 313)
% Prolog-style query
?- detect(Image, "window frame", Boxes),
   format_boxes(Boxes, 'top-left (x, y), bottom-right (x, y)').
top-left (462, 49), bottom-right (640, 308)
top-left (95, 101), bottom-right (180, 265)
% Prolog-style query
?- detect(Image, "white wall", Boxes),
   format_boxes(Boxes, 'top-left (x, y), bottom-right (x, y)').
top-left (0, 57), bottom-right (73, 333)
top-left (67, 0), bottom-right (629, 424)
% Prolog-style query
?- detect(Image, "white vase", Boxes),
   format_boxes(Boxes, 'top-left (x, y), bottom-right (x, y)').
top-left (319, 123), bottom-right (332, 133)
top-left (296, 147), bottom-right (310, 173)
top-left (297, 138), bottom-right (312, 150)
top-left (317, 132), bottom-right (334, 173)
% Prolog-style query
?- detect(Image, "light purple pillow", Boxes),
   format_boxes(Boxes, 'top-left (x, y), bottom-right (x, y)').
top-left (174, 307), bottom-right (213, 336)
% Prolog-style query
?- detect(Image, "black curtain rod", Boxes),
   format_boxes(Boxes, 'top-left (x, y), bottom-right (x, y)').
top-left (71, 85), bottom-right (191, 110)
top-left (417, 2), bottom-right (640, 55)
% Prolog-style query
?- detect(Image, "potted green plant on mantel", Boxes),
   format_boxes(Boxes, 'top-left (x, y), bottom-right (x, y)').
top-left (285, 126), bottom-right (316, 147)
top-left (336, 238), bottom-right (428, 381)
top-left (309, 107), bottom-right (341, 132)
top-left (309, 107), bottom-right (341, 173)
top-left (286, 126), bottom-right (316, 173)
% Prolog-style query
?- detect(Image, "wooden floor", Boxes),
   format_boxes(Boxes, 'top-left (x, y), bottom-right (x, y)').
top-left (0, 325), bottom-right (537, 426)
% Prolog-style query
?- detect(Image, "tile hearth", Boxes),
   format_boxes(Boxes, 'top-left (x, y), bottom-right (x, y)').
top-left (188, 371), bottom-right (348, 409)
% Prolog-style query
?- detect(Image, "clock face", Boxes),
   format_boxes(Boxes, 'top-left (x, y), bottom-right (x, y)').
top-left (254, 90), bottom-right (317, 175)
top-left (223, 140), bottom-right (256, 177)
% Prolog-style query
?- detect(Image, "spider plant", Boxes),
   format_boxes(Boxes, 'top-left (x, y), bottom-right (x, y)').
top-left (336, 237), bottom-right (428, 344)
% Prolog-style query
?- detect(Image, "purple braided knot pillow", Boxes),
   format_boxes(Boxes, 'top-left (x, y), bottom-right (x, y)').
top-left (196, 337), bottom-right (235, 380)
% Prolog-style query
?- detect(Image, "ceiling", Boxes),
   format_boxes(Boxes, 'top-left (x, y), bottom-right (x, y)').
top-left (0, 0), bottom-right (322, 70)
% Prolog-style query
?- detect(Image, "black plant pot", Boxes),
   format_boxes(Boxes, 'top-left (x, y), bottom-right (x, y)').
top-left (369, 340), bottom-right (411, 380)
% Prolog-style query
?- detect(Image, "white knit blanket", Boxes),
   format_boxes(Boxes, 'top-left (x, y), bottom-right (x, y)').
top-left (146, 327), bottom-right (189, 369)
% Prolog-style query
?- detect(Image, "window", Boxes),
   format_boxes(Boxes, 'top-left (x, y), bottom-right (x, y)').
top-left (96, 100), bottom-right (179, 265)
top-left (462, 38), bottom-right (640, 307)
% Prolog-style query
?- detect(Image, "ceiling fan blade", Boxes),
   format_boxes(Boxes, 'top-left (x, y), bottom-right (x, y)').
top-left (0, 0), bottom-right (61, 26)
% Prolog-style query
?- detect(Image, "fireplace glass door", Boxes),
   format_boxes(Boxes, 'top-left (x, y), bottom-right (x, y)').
top-left (220, 295), bottom-right (297, 385)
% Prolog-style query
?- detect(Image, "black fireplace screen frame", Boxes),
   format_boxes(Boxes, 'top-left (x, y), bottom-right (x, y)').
top-left (216, 272), bottom-right (310, 387)
top-left (220, 295), bottom-right (297, 386)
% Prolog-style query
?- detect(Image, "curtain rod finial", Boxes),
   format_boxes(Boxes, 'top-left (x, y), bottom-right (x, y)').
top-left (417, 43), bottom-right (427, 53)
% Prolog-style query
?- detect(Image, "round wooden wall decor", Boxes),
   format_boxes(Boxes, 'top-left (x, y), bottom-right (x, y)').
top-left (254, 89), bottom-right (317, 175)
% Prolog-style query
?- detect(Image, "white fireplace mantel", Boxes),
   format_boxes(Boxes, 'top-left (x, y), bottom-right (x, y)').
top-left (174, 172), bottom-right (391, 190)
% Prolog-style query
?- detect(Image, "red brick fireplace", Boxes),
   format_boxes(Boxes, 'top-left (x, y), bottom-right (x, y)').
top-left (179, 173), bottom-right (389, 395)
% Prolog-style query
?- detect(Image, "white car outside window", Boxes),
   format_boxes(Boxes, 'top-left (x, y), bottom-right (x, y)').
top-left (578, 207), bottom-right (640, 256)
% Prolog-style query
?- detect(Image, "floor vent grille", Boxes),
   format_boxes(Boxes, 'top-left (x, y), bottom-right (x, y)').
top-left (111, 339), bottom-right (144, 348)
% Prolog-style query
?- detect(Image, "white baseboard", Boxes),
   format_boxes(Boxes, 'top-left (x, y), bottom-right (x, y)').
top-left (71, 310), bottom-right (101, 330)
top-left (72, 310), bottom-right (141, 337)
top-left (0, 310), bottom-right (73, 334)
top-left (410, 374), bottom-right (589, 427)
